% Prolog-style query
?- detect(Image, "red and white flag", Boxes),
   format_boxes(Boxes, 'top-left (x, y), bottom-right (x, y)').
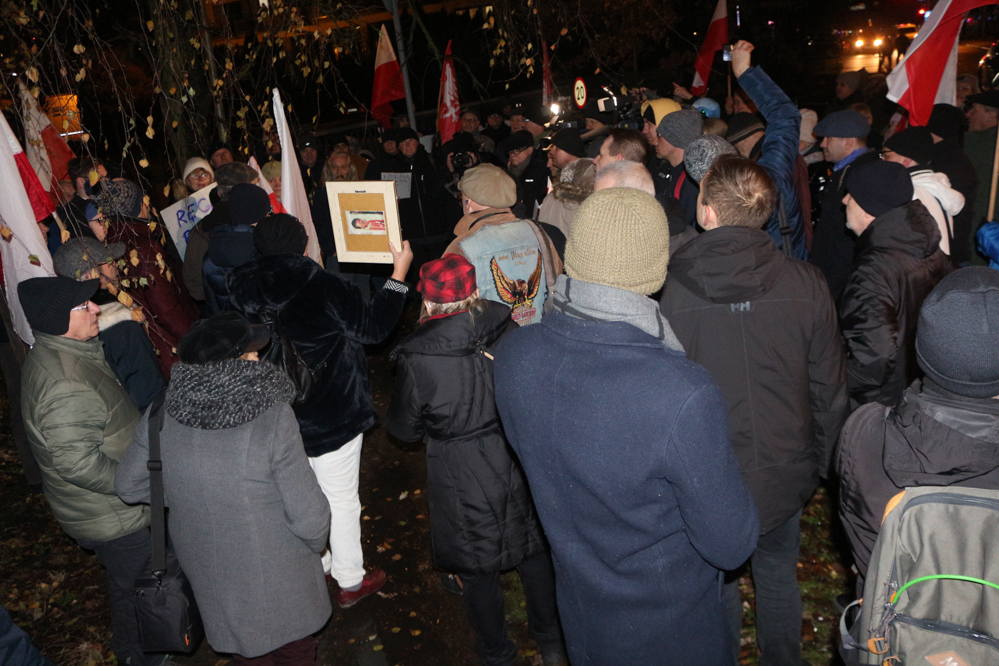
top-left (690, 0), bottom-right (728, 96)
top-left (887, 0), bottom-right (996, 127)
top-left (0, 111), bottom-right (55, 345)
top-left (438, 41), bottom-right (461, 144)
top-left (19, 82), bottom-right (75, 203)
top-left (542, 41), bottom-right (554, 107)
top-left (272, 88), bottom-right (322, 267)
top-left (371, 25), bottom-right (406, 129)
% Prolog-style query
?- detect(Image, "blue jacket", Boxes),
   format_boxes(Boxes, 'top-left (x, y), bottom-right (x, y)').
top-left (494, 308), bottom-right (759, 665)
top-left (738, 66), bottom-right (807, 260)
top-left (203, 224), bottom-right (258, 315)
top-left (0, 604), bottom-right (52, 666)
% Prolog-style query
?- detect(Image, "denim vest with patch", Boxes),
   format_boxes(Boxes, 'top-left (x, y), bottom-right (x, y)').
top-left (459, 219), bottom-right (547, 326)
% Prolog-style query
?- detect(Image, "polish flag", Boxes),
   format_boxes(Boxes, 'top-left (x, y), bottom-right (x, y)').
top-left (690, 0), bottom-right (729, 96)
top-left (438, 41), bottom-right (461, 144)
top-left (19, 82), bottom-right (75, 204)
top-left (0, 111), bottom-right (55, 345)
top-left (272, 88), bottom-right (323, 267)
top-left (248, 156), bottom-right (286, 215)
top-left (887, 0), bottom-right (995, 127)
top-left (542, 41), bottom-right (554, 107)
top-left (371, 25), bottom-right (405, 129)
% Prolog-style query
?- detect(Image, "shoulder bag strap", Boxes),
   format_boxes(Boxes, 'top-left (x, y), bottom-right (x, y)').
top-left (146, 392), bottom-right (168, 575)
top-left (522, 218), bottom-right (560, 291)
top-left (672, 170), bottom-right (687, 199)
top-left (777, 192), bottom-right (794, 258)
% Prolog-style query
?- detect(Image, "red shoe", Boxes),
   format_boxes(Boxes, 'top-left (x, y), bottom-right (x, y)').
top-left (337, 568), bottom-right (387, 608)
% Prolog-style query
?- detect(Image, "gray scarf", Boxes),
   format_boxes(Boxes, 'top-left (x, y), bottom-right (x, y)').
top-left (551, 275), bottom-right (684, 352)
top-left (166, 359), bottom-right (297, 429)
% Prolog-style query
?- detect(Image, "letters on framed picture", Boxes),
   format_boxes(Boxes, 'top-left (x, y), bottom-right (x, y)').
top-left (325, 181), bottom-right (403, 264)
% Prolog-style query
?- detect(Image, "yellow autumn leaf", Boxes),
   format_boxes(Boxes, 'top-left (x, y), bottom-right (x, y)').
top-left (75, 68), bottom-right (86, 82)
top-left (163, 185), bottom-right (170, 197)
top-left (130, 308), bottom-right (144, 323)
top-left (117, 291), bottom-right (134, 308)
top-left (129, 250), bottom-right (140, 267)
top-left (146, 126), bottom-right (155, 139)
top-left (25, 67), bottom-right (38, 82)
top-left (89, 170), bottom-right (99, 186)
top-left (138, 159), bottom-right (149, 168)
top-left (61, 229), bottom-right (70, 243)
top-left (146, 20), bottom-right (154, 31)
top-left (73, 44), bottom-right (85, 54)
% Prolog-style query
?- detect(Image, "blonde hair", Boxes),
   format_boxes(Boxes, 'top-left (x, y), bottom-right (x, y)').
top-left (421, 294), bottom-right (486, 323)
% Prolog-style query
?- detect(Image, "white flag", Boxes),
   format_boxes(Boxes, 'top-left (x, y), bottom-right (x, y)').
top-left (272, 89), bottom-right (323, 266)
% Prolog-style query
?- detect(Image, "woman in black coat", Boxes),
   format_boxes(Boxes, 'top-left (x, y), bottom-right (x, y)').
top-left (385, 254), bottom-right (566, 666)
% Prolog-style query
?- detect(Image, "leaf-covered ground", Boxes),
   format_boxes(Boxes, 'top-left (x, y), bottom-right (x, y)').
top-left (0, 302), bottom-right (855, 664)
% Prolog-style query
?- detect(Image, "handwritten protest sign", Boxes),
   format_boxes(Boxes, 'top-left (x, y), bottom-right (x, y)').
top-left (161, 182), bottom-right (216, 259)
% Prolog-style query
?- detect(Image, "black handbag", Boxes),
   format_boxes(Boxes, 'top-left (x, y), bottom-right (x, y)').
top-left (258, 306), bottom-right (319, 404)
top-left (133, 394), bottom-right (204, 653)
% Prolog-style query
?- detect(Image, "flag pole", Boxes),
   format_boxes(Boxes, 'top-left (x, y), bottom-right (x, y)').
top-left (383, 0), bottom-right (418, 130)
top-left (989, 129), bottom-right (999, 222)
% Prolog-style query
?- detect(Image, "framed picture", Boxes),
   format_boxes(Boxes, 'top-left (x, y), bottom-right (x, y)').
top-left (325, 181), bottom-right (403, 263)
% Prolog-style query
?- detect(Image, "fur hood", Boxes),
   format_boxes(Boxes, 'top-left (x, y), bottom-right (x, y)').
top-left (97, 301), bottom-right (138, 332)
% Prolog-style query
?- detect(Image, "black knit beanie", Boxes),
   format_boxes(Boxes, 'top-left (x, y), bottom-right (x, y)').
top-left (17, 277), bottom-right (100, 336)
top-left (844, 161), bottom-right (913, 218)
top-left (253, 213), bottom-right (308, 256)
top-left (916, 267), bottom-right (999, 398)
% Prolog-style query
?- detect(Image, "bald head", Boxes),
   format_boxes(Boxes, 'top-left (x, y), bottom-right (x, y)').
top-left (593, 161), bottom-right (655, 197)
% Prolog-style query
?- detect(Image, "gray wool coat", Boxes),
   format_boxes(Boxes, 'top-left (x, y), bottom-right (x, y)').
top-left (115, 400), bottom-right (332, 658)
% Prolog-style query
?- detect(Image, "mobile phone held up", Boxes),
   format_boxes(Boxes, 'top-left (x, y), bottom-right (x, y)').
top-left (722, 44), bottom-right (732, 62)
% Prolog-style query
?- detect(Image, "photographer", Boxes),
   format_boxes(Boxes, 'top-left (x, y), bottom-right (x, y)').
top-left (505, 130), bottom-right (550, 218)
top-left (438, 132), bottom-right (497, 234)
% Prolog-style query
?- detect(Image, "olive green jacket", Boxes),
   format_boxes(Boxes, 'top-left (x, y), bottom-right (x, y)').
top-left (21, 332), bottom-right (148, 542)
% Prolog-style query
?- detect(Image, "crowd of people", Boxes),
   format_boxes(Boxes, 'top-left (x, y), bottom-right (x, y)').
top-left (3, 35), bottom-right (999, 666)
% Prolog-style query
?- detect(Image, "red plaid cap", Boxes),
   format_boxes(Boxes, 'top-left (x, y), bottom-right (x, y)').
top-left (418, 254), bottom-right (477, 303)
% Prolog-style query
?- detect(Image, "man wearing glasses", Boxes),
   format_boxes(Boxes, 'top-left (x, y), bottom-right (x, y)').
top-left (19, 276), bottom-right (159, 665)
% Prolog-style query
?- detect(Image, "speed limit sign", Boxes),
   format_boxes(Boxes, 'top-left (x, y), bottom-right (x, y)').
top-left (573, 78), bottom-right (587, 109)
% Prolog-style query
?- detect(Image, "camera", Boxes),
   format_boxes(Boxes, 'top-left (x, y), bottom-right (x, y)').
top-left (597, 94), bottom-right (643, 131)
top-left (722, 44), bottom-right (732, 62)
top-left (451, 151), bottom-right (473, 170)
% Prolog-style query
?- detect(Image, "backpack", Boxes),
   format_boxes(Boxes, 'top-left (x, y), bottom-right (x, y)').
top-left (840, 486), bottom-right (999, 665)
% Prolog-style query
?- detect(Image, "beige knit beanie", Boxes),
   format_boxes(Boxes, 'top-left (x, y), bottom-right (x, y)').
top-left (565, 188), bottom-right (670, 295)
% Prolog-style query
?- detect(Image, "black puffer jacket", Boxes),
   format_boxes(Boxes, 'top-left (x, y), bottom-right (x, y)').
top-left (661, 226), bottom-right (849, 534)
top-left (837, 379), bottom-right (999, 581)
top-left (227, 253), bottom-right (407, 456)
top-left (810, 149), bottom-right (880, 302)
top-left (839, 200), bottom-right (952, 407)
top-left (384, 302), bottom-right (546, 574)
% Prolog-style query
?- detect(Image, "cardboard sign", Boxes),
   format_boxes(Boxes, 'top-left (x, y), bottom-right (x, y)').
top-left (161, 183), bottom-right (217, 259)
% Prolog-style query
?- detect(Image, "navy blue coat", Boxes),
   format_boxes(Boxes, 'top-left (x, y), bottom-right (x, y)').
top-left (202, 224), bottom-right (258, 316)
top-left (737, 66), bottom-right (808, 260)
top-left (494, 308), bottom-right (759, 666)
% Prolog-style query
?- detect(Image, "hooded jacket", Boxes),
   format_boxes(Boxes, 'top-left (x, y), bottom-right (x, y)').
top-left (910, 167), bottom-right (965, 256)
top-left (227, 253), bottom-right (407, 456)
top-left (385, 302), bottom-right (545, 574)
top-left (21, 332), bottom-right (148, 542)
top-left (837, 379), bottom-right (999, 580)
top-left (839, 200), bottom-right (952, 406)
top-left (661, 226), bottom-right (849, 533)
top-left (202, 224), bottom-right (258, 315)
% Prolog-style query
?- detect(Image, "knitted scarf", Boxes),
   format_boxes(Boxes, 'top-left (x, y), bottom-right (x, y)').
top-left (166, 359), bottom-right (296, 429)
top-left (550, 274), bottom-right (684, 352)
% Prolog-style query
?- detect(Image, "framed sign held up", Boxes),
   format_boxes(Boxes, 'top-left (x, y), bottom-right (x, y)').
top-left (325, 181), bottom-right (403, 264)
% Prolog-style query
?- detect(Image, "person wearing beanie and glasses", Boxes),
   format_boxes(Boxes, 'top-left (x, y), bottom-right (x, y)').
top-left (18, 276), bottom-right (157, 666)
top-left (494, 188), bottom-right (758, 665)
top-left (228, 214), bottom-right (413, 609)
top-left (652, 107), bottom-right (703, 225)
top-left (53, 237), bottom-right (165, 412)
top-left (881, 127), bottom-right (966, 256)
top-left (839, 160), bottom-right (951, 408)
top-left (837, 267), bottom-right (999, 585)
top-left (385, 255), bottom-right (567, 666)
top-left (115, 312), bottom-right (332, 664)
top-left (661, 154), bottom-right (849, 665)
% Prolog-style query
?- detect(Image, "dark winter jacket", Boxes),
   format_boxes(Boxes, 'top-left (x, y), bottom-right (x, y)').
top-left (227, 253), bottom-right (407, 456)
top-left (371, 148), bottom-right (449, 242)
top-left (839, 200), bottom-right (952, 407)
top-left (512, 149), bottom-right (550, 219)
top-left (494, 307), bottom-right (759, 666)
top-left (810, 149), bottom-right (881, 301)
top-left (385, 302), bottom-right (545, 574)
top-left (837, 379), bottom-right (999, 581)
top-left (650, 157), bottom-right (699, 227)
top-left (309, 183), bottom-right (338, 260)
top-left (104, 215), bottom-right (199, 378)
top-left (96, 300), bottom-right (164, 413)
top-left (661, 226), bottom-right (849, 534)
top-left (737, 66), bottom-right (808, 259)
top-left (930, 139), bottom-right (978, 265)
top-left (0, 604), bottom-right (53, 666)
top-left (202, 224), bottom-right (258, 315)
top-left (181, 190), bottom-right (224, 302)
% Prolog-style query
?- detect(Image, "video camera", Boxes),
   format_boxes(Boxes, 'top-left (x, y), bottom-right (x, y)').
top-left (596, 89), bottom-right (643, 131)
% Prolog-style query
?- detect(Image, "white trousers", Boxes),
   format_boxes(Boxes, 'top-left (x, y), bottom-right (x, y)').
top-left (308, 433), bottom-right (366, 588)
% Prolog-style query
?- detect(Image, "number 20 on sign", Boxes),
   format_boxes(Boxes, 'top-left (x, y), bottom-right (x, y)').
top-left (573, 78), bottom-right (587, 109)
